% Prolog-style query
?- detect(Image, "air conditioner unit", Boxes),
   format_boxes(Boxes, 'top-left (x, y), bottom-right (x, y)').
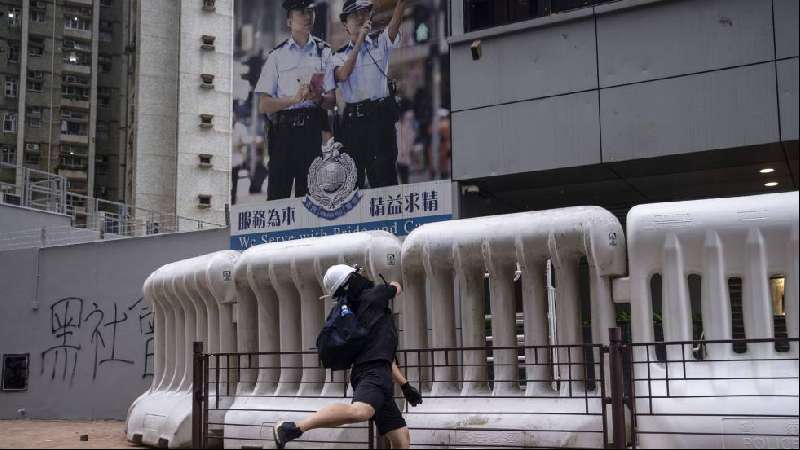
top-left (34, 1), bottom-right (46, 9)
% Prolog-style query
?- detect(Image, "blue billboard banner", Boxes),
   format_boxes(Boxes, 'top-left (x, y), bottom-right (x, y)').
top-left (231, 179), bottom-right (452, 250)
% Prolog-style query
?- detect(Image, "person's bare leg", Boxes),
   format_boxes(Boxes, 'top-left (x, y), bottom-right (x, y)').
top-left (385, 426), bottom-right (411, 449)
top-left (296, 402), bottom-right (375, 432)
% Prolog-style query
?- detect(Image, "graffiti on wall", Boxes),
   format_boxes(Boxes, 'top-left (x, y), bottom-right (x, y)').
top-left (41, 296), bottom-right (154, 384)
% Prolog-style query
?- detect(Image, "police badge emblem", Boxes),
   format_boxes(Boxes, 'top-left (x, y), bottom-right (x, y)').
top-left (303, 138), bottom-right (363, 220)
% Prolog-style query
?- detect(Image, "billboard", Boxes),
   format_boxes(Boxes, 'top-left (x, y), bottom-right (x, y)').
top-left (231, 0), bottom-right (452, 247)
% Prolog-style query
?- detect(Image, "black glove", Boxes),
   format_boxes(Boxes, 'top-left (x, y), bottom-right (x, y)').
top-left (401, 382), bottom-right (423, 407)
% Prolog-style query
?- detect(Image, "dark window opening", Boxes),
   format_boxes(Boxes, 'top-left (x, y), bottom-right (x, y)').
top-left (688, 274), bottom-right (704, 360)
top-left (728, 277), bottom-right (746, 353)
top-left (771, 276), bottom-right (789, 353)
top-left (2, 354), bottom-right (30, 391)
top-left (650, 273), bottom-right (666, 362)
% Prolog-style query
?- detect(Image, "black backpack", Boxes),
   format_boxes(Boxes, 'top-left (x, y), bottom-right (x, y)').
top-left (316, 296), bottom-right (371, 370)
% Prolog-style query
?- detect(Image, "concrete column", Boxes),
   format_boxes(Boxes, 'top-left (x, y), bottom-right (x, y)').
top-left (15, 0), bottom-right (30, 190)
top-left (88, 0), bottom-right (100, 196)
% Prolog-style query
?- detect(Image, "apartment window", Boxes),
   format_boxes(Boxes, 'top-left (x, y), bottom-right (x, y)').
top-left (27, 108), bottom-right (43, 128)
top-left (24, 144), bottom-right (41, 166)
top-left (7, 8), bottom-right (20, 27)
top-left (96, 121), bottom-right (110, 140)
top-left (100, 0), bottom-right (114, 7)
top-left (64, 15), bottom-right (91, 31)
top-left (27, 71), bottom-right (44, 92)
top-left (8, 42), bottom-right (20, 63)
top-left (2, 112), bottom-right (17, 133)
top-left (29, 38), bottom-right (45, 57)
top-left (62, 84), bottom-right (90, 101)
top-left (464, 0), bottom-right (613, 32)
top-left (31, 9), bottom-right (46, 23)
top-left (60, 148), bottom-right (88, 170)
top-left (0, 144), bottom-right (15, 164)
top-left (98, 56), bottom-right (112, 73)
top-left (4, 78), bottom-right (17, 98)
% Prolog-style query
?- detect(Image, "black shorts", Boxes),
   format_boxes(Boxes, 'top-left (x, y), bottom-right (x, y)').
top-left (350, 361), bottom-right (406, 435)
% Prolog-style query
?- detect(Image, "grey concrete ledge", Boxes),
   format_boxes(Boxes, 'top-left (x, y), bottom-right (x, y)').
top-left (448, 0), bottom-right (669, 45)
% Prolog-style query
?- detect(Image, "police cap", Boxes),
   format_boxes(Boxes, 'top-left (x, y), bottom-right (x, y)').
top-left (339, 0), bottom-right (373, 22)
top-left (282, 0), bottom-right (316, 11)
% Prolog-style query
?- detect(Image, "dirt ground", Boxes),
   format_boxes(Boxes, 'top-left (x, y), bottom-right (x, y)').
top-left (0, 420), bottom-right (146, 449)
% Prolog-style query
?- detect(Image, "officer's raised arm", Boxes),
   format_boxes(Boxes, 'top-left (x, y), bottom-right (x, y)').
top-left (386, 0), bottom-right (406, 43)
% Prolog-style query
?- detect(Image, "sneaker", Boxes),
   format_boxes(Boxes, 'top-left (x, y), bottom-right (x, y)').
top-left (273, 421), bottom-right (302, 449)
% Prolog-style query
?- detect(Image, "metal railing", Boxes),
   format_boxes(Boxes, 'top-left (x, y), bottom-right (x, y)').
top-left (192, 331), bottom-right (799, 449)
top-left (625, 337), bottom-right (800, 449)
top-left (1, 162), bottom-right (225, 248)
top-left (194, 341), bottom-right (613, 449)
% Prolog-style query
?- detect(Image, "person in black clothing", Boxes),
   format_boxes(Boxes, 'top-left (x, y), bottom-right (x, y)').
top-left (273, 265), bottom-right (422, 449)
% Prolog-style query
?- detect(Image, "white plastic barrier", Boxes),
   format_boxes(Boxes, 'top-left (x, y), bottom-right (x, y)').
top-left (223, 231), bottom-right (403, 448)
top-left (614, 192), bottom-right (799, 448)
top-left (126, 250), bottom-right (240, 448)
top-left (399, 206), bottom-right (627, 448)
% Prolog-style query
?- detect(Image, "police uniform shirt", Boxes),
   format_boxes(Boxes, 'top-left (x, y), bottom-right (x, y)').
top-left (255, 35), bottom-right (333, 110)
top-left (325, 29), bottom-right (400, 104)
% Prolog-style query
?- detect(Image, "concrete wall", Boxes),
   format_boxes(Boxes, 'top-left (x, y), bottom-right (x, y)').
top-left (0, 204), bottom-right (72, 234)
top-left (448, 0), bottom-right (799, 180)
top-left (0, 228), bottom-right (229, 419)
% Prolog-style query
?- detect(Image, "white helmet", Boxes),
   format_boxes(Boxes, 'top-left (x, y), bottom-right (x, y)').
top-left (323, 264), bottom-right (357, 295)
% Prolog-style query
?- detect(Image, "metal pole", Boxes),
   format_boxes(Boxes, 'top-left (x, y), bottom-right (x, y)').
top-left (192, 341), bottom-right (204, 449)
top-left (609, 327), bottom-right (626, 449)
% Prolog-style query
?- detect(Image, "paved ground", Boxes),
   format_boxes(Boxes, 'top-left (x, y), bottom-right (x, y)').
top-left (0, 420), bottom-right (145, 449)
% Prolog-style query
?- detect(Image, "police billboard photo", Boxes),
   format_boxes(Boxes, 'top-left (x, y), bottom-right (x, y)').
top-left (231, 0), bottom-right (451, 207)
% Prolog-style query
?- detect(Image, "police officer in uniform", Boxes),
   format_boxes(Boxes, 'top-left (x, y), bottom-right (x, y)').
top-left (256, 0), bottom-right (335, 200)
top-left (326, 0), bottom-right (406, 189)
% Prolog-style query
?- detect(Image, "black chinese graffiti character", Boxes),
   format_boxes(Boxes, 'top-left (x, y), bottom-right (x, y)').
top-left (100, 303), bottom-right (135, 368)
top-left (129, 297), bottom-right (155, 379)
top-left (41, 297), bottom-right (84, 383)
top-left (84, 302), bottom-right (106, 380)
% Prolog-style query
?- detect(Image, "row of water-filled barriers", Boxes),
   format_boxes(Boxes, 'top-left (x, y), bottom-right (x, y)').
top-left (126, 192), bottom-right (799, 449)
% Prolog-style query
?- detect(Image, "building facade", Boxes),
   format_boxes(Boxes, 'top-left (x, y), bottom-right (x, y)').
top-left (448, 0), bottom-right (798, 221)
top-left (0, 0), bottom-right (132, 203)
top-left (131, 0), bottom-right (233, 226)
